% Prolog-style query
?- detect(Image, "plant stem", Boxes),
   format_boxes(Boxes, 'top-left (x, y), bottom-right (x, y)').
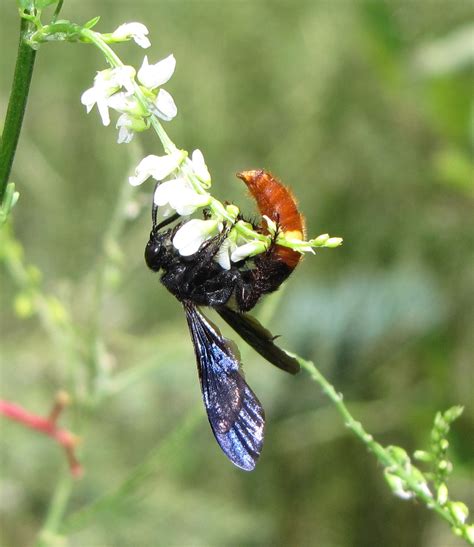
top-left (0, 17), bottom-right (36, 203)
top-left (35, 474), bottom-right (74, 547)
top-left (295, 356), bottom-right (462, 531)
top-left (52, 0), bottom-right (65, 23)
top-left (0, 398), bottom-right (82, 477)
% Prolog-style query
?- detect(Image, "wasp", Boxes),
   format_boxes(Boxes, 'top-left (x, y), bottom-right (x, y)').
top-left (145, 170), bottom-right (304, 470)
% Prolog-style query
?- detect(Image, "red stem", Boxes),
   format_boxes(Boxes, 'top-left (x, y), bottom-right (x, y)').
top-left (0, 397), bottom-right (83, 477)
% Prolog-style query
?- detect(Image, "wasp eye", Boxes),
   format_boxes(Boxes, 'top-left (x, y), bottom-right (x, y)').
top-left (145, 234), bottom-right (163, 272)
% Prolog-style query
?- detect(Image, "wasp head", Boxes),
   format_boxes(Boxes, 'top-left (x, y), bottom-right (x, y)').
top-left (145, 228), bottom-right (167, 272)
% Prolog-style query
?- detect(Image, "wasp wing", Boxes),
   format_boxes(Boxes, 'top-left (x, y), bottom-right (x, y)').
top-left (216, 306), bottom-right (300, 375)
top-left (183, 302), bottom-right (265, 471)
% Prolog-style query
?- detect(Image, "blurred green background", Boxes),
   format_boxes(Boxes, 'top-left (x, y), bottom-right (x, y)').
top-left (1, 1), bottom-right (473, 546)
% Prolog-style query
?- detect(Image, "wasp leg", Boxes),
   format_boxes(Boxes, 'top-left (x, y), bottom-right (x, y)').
top-left (181, 226), bottom-right (231, 286)
top-left (188, 269), bottom-right (241, 307)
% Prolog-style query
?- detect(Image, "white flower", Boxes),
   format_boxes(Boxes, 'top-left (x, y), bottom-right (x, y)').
top-left (112, 23), bottom-right (151, 49)
top-left (154, 178), bottom-right (210, 215)
top-left (190, 149), bottom-right (211, 186)
top-left (108, 93), bottom-right (148, 143)
top-left (129, 152), bottom-right (184, 186)
top-left (107, 92), bottom-right (141, 115)
top-left (81, 87), bottom-right (111, 126)
top-left (81, 66), bottom-right (136, 126)
top-left (138, 55), bottom-right (176, 89)
top-left (173, 219), bottom-right (222, 256)
top-left (231, 241), bottom-right (268, 263)
top-left (82, 54), bottom-right (178, 135)
top-left (116, 114), bottom-right (147, 144)
top-left (152, 88), bottom-right (177, 121)
top-left (137, 55), bottom-right (178, 121)
top-left (215, 238), bottom-right (236, 270)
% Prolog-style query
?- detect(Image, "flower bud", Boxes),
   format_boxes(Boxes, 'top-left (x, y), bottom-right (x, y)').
top-left (313, 233), bottom-right (329, 246)
top-left (437, 483), bottom-right (448, 505)
top-left (449, 501), bottom-right (469, 524)
top-left (325, 237), bottom-right (343, 248)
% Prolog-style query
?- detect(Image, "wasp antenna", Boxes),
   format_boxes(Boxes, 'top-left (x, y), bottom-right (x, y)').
top-left (155, 213), bottom-right (181, 232)
top-left (152, 181), bottom-right (159, 229)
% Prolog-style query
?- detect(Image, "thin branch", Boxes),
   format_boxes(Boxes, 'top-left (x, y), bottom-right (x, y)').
top-left (0, 392), bottom-right (82, 477)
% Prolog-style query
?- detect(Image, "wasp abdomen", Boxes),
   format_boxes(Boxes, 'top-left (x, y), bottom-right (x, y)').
top-left (236, 170), bottom-right (305, 269)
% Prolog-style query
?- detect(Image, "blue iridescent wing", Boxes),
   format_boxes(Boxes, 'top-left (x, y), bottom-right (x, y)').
top-left (183, 302), bottom-right (265, 471)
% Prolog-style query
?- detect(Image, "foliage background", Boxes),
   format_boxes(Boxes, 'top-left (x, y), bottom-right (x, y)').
top-left (1, 1), bottom-right (473, 546)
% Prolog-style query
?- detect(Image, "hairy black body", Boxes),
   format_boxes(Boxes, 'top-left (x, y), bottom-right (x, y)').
top-left (145, 219), bottom-right (294, 312)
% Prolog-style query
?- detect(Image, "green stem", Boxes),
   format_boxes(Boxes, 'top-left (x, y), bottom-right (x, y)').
top-left (52, 0), bottom-right (64, 23)
top-left (79, 28), bottom-right (124, 68)
top-left (35, 474), bottom-right (73, 546)
top-left (0, 17), bottom-right (37, 203)
top-left (296, 356), bottom-right (461, 531)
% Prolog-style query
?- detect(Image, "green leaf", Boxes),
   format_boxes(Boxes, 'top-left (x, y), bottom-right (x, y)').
top-left (84, 16), bottom-right (101, 29)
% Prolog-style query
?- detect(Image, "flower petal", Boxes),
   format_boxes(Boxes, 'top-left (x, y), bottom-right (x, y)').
top-left (173, 219), bottom-right (221, 256)
top-left (96, 99), bottom-right (111, 126)
top-left (191, 149), bottom-right (211, 185)
top-left (81, 66), bottom-right (136, 126)
top-left (80, 87), bottom-right (96, 111)
top-left (169, 188), bottom-right (210, 210)
top-left (129, 153), bottom-right (183, 186)
top-left (153, 179), bottom-right (184, 206)
top-left (215, 239), bottom-right (234, 270)
top-left (154, 89), bottom-right (177, 121)
top-left (154, 178), bottom-right (210, 215)
top-left (107, 92), bottom-right (137, 113)
top-left (111, 66), bottom-right (136, 93)
top-left (230, 241), bottom-right (267, 262)
top-left (138, 54), bottom-right (176, 89)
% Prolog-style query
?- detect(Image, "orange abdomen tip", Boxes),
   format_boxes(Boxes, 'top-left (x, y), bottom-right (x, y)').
top-left (236, 170), bottom-right (305, 268)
